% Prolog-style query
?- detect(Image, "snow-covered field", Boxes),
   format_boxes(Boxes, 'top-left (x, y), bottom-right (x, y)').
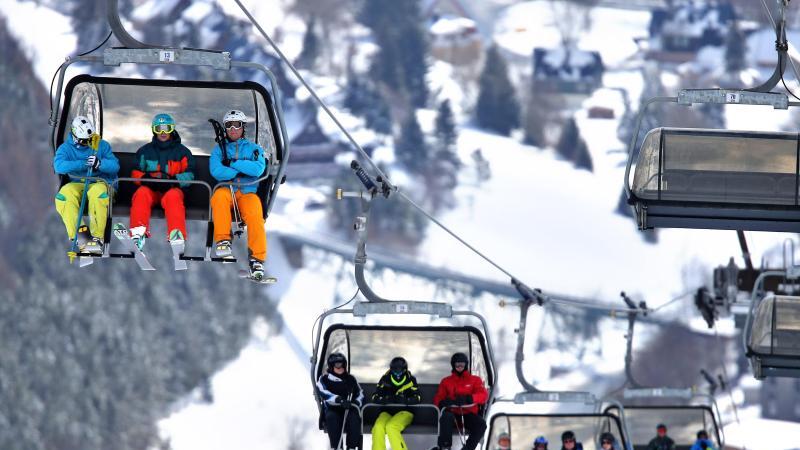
top-left (3, 0), bottom-right (800, 448)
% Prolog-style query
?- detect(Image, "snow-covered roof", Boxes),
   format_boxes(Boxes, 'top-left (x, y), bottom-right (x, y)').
top-left (422, 0), bottom-right (472, 19)
top-left (533, 47), bottom-right (604, 82)
top-left (651, 0), bottom-right (736, 39)
top-left (429, 15), bottom-right (478, 36)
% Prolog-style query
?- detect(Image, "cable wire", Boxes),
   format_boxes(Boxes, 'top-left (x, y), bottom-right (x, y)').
top-left (651, 290), bottom-right (694, 313)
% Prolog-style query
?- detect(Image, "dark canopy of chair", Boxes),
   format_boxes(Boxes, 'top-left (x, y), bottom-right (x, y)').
top-left (55, 74), bottom-right (285, 221)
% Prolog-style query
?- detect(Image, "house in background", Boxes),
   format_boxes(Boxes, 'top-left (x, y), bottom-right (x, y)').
top-left (423, 0), bottom-right (483, 66)
top-left (532, 47), bottom-right (604, 96)
top-left (647, 0), bottom-right (737, 63)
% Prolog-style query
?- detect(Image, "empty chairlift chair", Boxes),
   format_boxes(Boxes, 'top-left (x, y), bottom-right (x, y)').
top-left (628, 127), bottom-right (800, 232)
top-left (311, 301), bottom-right (496, 446)
top-left (746, 294), bottom-right (800, 379)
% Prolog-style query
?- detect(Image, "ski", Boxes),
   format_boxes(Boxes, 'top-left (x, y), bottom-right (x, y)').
top-left (113, 223), bottom-right (156, 271)
top-left (238, 269), bottom-right (277, 284)
top-left (170, 239), bottom-right (188, 271)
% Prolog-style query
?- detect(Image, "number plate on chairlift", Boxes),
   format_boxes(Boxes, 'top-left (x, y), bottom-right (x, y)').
top-left (725, 92), bottom-right (741, 104)
top-left (159, 50), bottom-right (176, 63)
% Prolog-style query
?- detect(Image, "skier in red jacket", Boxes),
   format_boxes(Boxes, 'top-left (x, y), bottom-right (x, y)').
top-left (431, 352), bottom-right (488, 450)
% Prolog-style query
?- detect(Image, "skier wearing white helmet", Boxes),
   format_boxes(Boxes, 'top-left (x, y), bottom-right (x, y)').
top-left (53, 116), bottom-right (119, 253)
top-left (209, 109), bottom-right (270, 280)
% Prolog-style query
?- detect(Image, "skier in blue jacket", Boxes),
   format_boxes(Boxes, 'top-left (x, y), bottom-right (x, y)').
top-left (689, 430), bottom-right (715, 450)
top-left (209, 109), bottom-right (270, 279)
top-left (53, 116), bottom-right (119, 253)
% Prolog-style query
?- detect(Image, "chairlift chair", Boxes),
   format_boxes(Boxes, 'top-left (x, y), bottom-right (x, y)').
top-left (745, 294), bottom-right (800, 379)
top-left (311, 301), bottom-right (497, 442)
top-left (486, 393), bottom-right (632, 450)
top-left (605, 389), bottom-right (724, 450)
top-left (49, 0), bottom-right (290, 264)
top-left (624, 1), bottom-right (800, 233)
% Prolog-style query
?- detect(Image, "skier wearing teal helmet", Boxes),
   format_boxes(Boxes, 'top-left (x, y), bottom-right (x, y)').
top-left (126, 112), bottom-right (195, 254)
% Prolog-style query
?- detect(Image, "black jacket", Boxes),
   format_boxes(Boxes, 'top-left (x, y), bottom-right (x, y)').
top-left (371, 371), bottom-right (422, 405)
top-left (316, 371), bottom-right (364, 411)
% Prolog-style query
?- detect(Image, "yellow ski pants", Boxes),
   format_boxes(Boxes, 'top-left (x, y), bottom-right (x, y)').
top-left (372, 411), bottom-right (414, 450)
top-left (55, 182), bottom-right (109, 240)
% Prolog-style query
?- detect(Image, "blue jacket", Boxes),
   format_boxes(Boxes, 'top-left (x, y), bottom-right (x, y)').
top-left (690, 439), bottom-right (715, 450)
top-left (209, 137), bottom-right (266, 194)
top-left (54, 134), bottom-right (119, 183)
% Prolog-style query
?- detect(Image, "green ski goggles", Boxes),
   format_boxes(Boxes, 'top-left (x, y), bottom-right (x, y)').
top-left (152, 124), bottom-right (175, 134)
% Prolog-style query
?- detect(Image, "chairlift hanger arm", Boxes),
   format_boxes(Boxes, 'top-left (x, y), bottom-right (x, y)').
top-left (107, 0), bottom-right (159, 49)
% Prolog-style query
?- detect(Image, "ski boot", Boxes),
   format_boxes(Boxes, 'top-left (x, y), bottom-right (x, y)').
top-left (214, 240), bottom-right (232, 258)
top-left (249, 259), bottom-right (265, 281)
top-left (75, 225), bottom-right (91, 251)
top-left (130, 225), bottom-right (147, 252)
top-left (84, 237), bottom-right (104, 255)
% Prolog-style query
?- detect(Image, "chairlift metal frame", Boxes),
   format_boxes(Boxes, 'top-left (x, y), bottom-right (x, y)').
top-left (312, 166), bottom-right (497, 439)
top-left (49, 0), bottom-right (291, 263)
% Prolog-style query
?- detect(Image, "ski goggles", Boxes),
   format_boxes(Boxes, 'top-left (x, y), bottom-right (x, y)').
top-left (75, 137), bottom-right (91, 146)
top-left (152, 124), bottom-right (175, 135)
top-left (225, 121), bottom-right (244, 130)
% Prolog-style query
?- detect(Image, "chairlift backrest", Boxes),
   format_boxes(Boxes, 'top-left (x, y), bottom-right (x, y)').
top-left (747, 294), bottom-right (800, 378)
top-left (604, 405), bottom-right (721, 450)
top-left (486, 413), bottom-right (628, 450)
top-left (316, 324), bottom-right (493, 387)
top-left (633, 127), bottom-right (800, 206)
top-left (56, 75), bottom-right (284, 220)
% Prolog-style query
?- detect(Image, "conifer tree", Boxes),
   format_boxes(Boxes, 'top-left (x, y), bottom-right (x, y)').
top-left (435, 99), bottom-right (457, 151)
top-left (476, 45), bottom-right (520, 136)
top-left (725, 21), bottom-right (746, 75)
top-left (296, 17), bottom-right (320, 70)
top-left (557, 118), bottom-right (593, 172)
top-left (395, 111), bottom-right (428, 174)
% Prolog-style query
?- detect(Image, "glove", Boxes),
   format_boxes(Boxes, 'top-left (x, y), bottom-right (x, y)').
top-left (438, 398), bottom-right (457, 409)
top-left (336, 396), bottom-right (352, 410)
top-left (86, 155), bottom-right (101, 170)
top-left (175, 172), bottom-right (194, 188)
top-left (405, 395), bottom-right (420, 405)
top-left (221, 158), bottom-right (231, 167)
top-left (456, 394), bottom-right (473, 405)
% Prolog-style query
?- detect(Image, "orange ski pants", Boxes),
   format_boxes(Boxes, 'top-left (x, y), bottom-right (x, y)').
top-left (211, 188), bottom-right (266, 261)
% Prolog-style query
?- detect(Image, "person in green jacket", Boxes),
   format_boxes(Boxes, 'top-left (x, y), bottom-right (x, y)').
top-left (370, 357), bottom-right (421, 450)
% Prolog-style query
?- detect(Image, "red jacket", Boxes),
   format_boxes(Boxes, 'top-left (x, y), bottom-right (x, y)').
top-left (432, 370), bottom-right (489, 415)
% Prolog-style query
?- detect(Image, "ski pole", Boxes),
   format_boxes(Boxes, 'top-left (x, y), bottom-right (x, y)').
top-left (68, 133), bottom-right (100, 263)
top-left (336, 393), bottom-right (353, 450)
top-left (230, 184), bottom-right (244, 237)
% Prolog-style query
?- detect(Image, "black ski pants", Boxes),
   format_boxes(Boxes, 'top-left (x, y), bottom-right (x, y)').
top-left (325, 407), bottom-right (362, 449)
top-left (438, 411), bottom-right (486, 450)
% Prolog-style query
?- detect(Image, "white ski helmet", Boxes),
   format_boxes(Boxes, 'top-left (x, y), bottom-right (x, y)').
top-left (223, 109), bottom-right (248, 124)
top-left (71, 116), bottom-right (95, 139)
